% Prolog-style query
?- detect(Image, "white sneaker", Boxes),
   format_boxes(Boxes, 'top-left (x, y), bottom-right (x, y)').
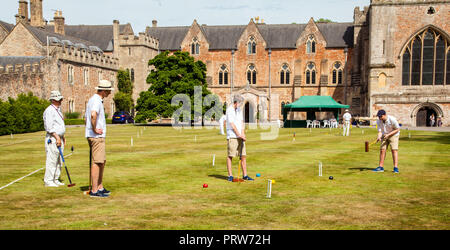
top-left (54, 180), bottom-right (65, 186)
top-left (45, 182), bottom-right (59, 187)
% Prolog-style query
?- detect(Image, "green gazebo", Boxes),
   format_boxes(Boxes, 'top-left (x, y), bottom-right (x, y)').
top-left (283, 96), bottom-right (350, 128)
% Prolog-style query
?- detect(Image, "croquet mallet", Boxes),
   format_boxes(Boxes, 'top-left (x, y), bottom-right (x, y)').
top-left (57, 146), bottom-right (76, 187)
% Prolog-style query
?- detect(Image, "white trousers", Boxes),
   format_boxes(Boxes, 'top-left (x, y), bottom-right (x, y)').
top-left (343, 121), bottom-right (350, 136)
top-left (44, 135), bottom-right (64, 185)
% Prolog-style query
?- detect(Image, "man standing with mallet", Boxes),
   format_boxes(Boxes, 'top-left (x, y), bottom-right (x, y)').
top-left (85, 80), bottom-right (114, 198)
top-left (43, 91), bottom-right (66, 187)
top-left (373, 109), bottom-right (401, 173)
top-left (225, 95), bottom-right (254, 182)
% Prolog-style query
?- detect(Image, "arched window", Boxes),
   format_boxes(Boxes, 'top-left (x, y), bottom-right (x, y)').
top-left (68, 65), bottom-right (74, 84)
top-left (83, 68), bottom-right (89, 85)
top-left (247, 36), bottom-right (256, 54)
top-left (247, 64), bottom-right (257, 85)
top-left (332, 62), bottom-right (343, 84)
top-left (191, 37), bottom-right (200, 55)
top-left (131, 68), bottom-right (135, 82)
top-left (402, 28), bottom-right (449, 86)
top-left (305, 62), bottom-right (316, 84)
top-left (280, 64), bottom-right (291, 84)
top-left (218, 64), bottom-right (229, 85)
top-left (306, 35), bottom-right (316, 54)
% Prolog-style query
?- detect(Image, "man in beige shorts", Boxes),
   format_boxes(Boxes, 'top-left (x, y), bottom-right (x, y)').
top-left (85, 80), bottom-right (113, 197)
top-left (225, 95), bottom-right (254, 182)
top-left (373, 109), bottom-right (401, 173)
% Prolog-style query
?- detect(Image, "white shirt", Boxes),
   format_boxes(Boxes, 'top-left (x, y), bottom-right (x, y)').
top-left (43, 104), bottom-right (65, 136)
top-left (219, 115), bottom-right (226, 135)
top-left (343, 112), bottom-right (352, 122)
top-left (85, 94), bottom-right (106, 138)
top-left (377, 115), bottom-right (400, 136)
top-left (226, 106), bottom-right (243, 139)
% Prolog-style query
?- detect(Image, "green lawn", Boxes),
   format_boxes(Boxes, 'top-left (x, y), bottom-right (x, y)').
top-left (0, 125), bottom-right (449, 230)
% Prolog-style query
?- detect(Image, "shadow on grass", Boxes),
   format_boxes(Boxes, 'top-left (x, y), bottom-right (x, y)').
top-left (80, 186), bottom-right (89, 192)
top-left (348, 167), bottom-right (376, 172)
top-left (208, 174), bottom-right (228, 180)
top-left (399, 133), bottom-right (450, 144)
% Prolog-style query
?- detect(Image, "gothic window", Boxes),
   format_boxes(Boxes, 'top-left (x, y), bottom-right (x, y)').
top-left (332, 62), bottom-right (343, 84)
top-left (218, 64), bottom-right (229, 85)
top-left (191, 37), bottom-right (200, 55)
top-left (280, 64), bottom-right (291, 84)
top-left (68, 65), bottom-right (74, 84)
top-left (306, 35), bottom-right (316, 54)
top-left (83, 68), bottom-right (89, 86)
top-left (248, 36), bottom-right (256, 54)
top-left (131, 68), bottom-right (135, 82)
top-left (305, 62), bottom-right (316, 84)
top-left (247, 64), bottom-right (257, 84)
top-left (402, 28), bottom-right (449, 86)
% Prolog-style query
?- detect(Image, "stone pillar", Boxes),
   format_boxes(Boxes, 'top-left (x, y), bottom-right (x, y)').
top-left (113, 20), bottom-right (120, 58)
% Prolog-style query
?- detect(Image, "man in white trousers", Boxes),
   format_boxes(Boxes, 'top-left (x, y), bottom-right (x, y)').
top-left (343, 109), bottom-right (352, 136)
top-left (43, 91), bottom-right (66, 187)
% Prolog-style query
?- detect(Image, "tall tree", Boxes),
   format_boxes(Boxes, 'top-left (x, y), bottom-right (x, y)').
top-left (113, 69), bottom-right (134, 113)
top-left (135, 51), bottom-right (222, 123)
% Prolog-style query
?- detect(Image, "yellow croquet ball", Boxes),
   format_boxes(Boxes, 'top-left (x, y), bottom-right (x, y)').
top-left (271, 179), bottom-right (275, 184)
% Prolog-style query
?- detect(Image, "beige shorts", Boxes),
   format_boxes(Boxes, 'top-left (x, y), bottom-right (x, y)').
top-left (88, 137), bottom-right (106, 164)
top-left (380, 135), bottom-right (399, 151)
top-left (227, 138), bottom-right (246, 157)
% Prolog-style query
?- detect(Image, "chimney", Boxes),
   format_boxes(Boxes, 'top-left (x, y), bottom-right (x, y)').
top-left (152, 20), bottom-right (157, 27)
top-left (18, 1), bottom-right (29, 23)
top-left (54, 11), bottom-right (65, 35)
top-left (30, 0), bottom-right (44, 27)
top-left (113, 20), bottom-right (120, 57)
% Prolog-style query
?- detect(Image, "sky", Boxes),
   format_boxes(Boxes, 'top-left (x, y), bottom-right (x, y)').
top-left (1, 0), bottom-right (371, 32)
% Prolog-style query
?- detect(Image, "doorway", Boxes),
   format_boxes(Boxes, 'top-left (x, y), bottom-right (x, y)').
top-left (416, 107), bottom-right (437, 127)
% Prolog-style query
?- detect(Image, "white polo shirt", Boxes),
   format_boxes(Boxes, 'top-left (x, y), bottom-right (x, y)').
top-left (85, 94), bottom-right (106, 138)
top-left (43, 104), bottom-right (65, 136)
top-left (377, 115), bottom-right (400, 136)
top-left (343, 112), bottom-right (352, 122)
top-left (226, 106), bottom-right (243, 139)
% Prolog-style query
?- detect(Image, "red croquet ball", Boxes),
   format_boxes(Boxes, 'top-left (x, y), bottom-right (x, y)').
top-left (203, 184), bottom-right (208, 188)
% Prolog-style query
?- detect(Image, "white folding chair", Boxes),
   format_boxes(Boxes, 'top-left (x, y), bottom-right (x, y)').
top-left (323, 120), bottom-right (329, 128)
top-left (306, 120), bottom-right (312, 128)
top-left (313, 120), bottom-right (320, 128)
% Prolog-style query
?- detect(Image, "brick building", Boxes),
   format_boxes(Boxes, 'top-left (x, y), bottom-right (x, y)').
top-left (0, 0), bottom-right (448, 126)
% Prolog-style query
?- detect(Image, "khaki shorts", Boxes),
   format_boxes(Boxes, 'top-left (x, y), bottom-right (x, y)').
top-left (227, 138), bottom-right (246, 157)
top-left (380, 135), bottom-right (399, 151)
top-left (88, 137), bottom-right (106, 164)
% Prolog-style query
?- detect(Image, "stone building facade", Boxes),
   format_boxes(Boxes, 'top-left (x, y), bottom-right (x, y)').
top-left (0, 0), bottom-right (448, 126)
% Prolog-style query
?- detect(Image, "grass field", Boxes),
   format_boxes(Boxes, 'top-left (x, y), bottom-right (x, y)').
top-left (0, 125), bottom-right (449, 230)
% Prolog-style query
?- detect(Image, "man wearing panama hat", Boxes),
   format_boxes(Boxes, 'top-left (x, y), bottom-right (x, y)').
top-left (85, 80), bottom-right (114, 198)
top-left (43, 90), bottom-right (66, 187)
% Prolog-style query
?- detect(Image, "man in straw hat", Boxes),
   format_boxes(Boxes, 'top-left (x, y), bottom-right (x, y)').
top-left (43, 90), bottom-right (66, 187)
top-left (343, 109), bottom-right (352, 136)
top-left (85, 80), bottom-right (114, 198)
top-left (225, 94), bottom-right (254, 182)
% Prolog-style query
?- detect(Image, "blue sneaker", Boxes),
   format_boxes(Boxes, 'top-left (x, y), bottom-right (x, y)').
top-left (228, 176), bottom-right (234, 182)
top-left (243, 176), bottom-right (254, 181)
top-left (89, 191), bottom-right (109, 198)
top-left (372, 166), bottom-right (384, 172)
top-left (393, 167), bottom-right (399, 173)
top-left (99, 188), bottom-right (111, 196)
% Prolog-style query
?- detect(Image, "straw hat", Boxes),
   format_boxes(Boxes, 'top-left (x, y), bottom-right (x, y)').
top-left (95, 80), bottom-right (114, 91)
top-left (49, 90), bottom-right (63, 101)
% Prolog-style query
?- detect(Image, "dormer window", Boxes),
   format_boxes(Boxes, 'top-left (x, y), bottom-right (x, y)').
top-left (191, 37), bottom-right (200, 55)
top-left (247, 36), bottom-right (256, 54)
top-left (306, 35), bottom-right (316, 54)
